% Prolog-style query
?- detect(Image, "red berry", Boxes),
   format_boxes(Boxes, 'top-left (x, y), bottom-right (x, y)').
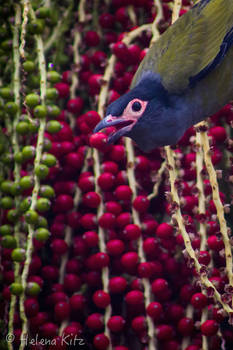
top-left (64, 274), bottom-right (81, 292)
top-left (191, 293), bottom-right (208, 309)
top-left (88, 74), bottom-right (102, 95)
top-left (89, 133), bottom-right (108, 152)
top-left (110, 145), bottom-right (125, 161)
top-left (207, 235), bottom-right (224, 251)
top-left (54, 195), bottom-right (74, 212)
top-left (83, 231), bottom-right (98, 247)
top-left (99, 13), bottom-right (115, 29)
top-left (143, 237), bottom-right (159, 255)
top-left (133, 195), bottom-right (150, 213)
top-left (116, 212), bottom-right (132, 228)
top-left (121, 252), bottom-right (138, 270)
top-left (69, 294), bottom-right (85, 311)
top-left (87, 252), bottom-right (110, 270)
top-left (201, 320), bottom-right (219, 336)
top-left (106, 239), bottom-right (125, 256)
top-left (198, 250), bottom-right (211, 265)
top-left (107, 316), bottom-right (125, 332)
top-left (125, 290), bottom-right (144, 305)
top-left (156, 223), bottom-right (173, 239)
top-left (86, 313), bottom-right (104, 330)
top-left (84, 31), bottom-right (100, 46)
top-left (109, 276), bottom-right (127, 293)
top-left (105, 201), bottom-right (122, 215)
top-left (156, 324), bottom-right (174, 341)
top-left (146, 302), bottom-right (163, 320)
top-left (93, 333), bottom-right (110, 350)
top-left (137, 262), bottom-right (152, 278)
top-left (123, 224), bottom-right (141, 240)
top-left (24, 298), bottom-right (39, 317)
top-left (209, 126), bottom-right (227, 143)
top-left (51, 239), bottom-right (68, 255)
top-left (78, 175), bottom-right (95, 192)
top-left (41, 322), bottom-right (58, 338)
top-left (178, 317), bottom-right (194, 336)
top-left (83, 191), bottom-right (101, 208)
top-left (112, 42), bottom-right (129, 61)
top-left (98, 172), bottom-right (115, 190)
top-left (115, 185), bottom-right (132, 201)
top-left (152, 278), bottom-right (169, 296)
top-left (80, 213), bottom-right (97, 229)
top-left (98, 212), bottom-right (116, 229)
top-left (131, 316), bottom-right (146, 332)
top-left (54, 301), bottom-right (70, 321)
top-left (93, 290), bottom-right (110, 308)
top-left (55, 82), bottom-right (70, 98)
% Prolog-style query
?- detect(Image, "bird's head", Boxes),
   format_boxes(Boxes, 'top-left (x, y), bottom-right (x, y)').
top-left (94, 72), bottom-right (184, 152)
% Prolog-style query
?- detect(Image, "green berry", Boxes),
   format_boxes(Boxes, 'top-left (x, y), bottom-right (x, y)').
top-left (1, 180), bottom-right (13, 194)
top-left (25, 93), bottom-right (40, 108)
top-left (39, 185), bottom-right (55, 199)
top-left (1, 39), bottom-right (12, 51)
top-left (0, 196), bottom-right (14, 209)
top-left (36, 6), bottom-right (51, 18)
top-left (28, 120), bottom-right (39, 133)
top-left (28, 19), bottom-right (45, 34)
top-left (36, 198), bottom-right (51, 212)
top-left (19, 176), bottom-right (34, 190)
top-left (11, 248), bottom-right (26, 262)
top-left (4, 102), bottom-right (18, 116)
top-left (28, 75), bottom-right (40, 88)
top-left (0, 87), bottom-right (14, 100)
top-left (0, 224), bottom-right (13, 236)
top-left (47, 104), bottom-right (61, 117)
top-left (25, 210), bottom-right (38, 225)
top-left (23, 60), bottom-right (36, 73)
top-left (22, 145), bottom-right (36, 160)
top-left (36, 216), bottom-right (48, 228)
top-left (41, 153), bottom-right (57, 167)
top-left (10, 283), bottom-right (23, 296)
top-left (35, 227), bottom-right (50, 242)
top-left (1, 235), bottom-right (17, 249)
top-left (10, 182), bottom-right (22, 196)
top-left (1, 152), bottom-right (13, 166)
top-left (43, 138), bottom-right (52, 151)
top-left (46, 120), bottom-right (61, 133)
top-left (46, 88), bottom-right (58, 100)
top-left (33, 105), bottom-right (47, 119)
top-left (26, 282), bottom-right (41, 296)
top-left (7, 209), bottom-right (19, 223)
top-left (35, 164), bottom-right (49, 179)
top-left (47, 71), bottom-right (61, 83)
top-left (19, 197), bottom-right (31, 213)
top-left (14, 152), bottom-right (24, 164)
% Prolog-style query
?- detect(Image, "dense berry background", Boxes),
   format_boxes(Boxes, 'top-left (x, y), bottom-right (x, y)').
top-left (0, 0), bottom-right (233, 349)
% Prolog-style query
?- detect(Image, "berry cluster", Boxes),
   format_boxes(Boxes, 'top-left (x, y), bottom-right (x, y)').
top-left (0, 1), bottom-right (233, 350)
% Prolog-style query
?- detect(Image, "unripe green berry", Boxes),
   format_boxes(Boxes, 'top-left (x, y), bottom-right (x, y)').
top-left (25, 210), bottom-right (38, 225)
top-left (0, 224), bottom-right (13, 236)
top-left (11, 248), bottom-right (26, 262)
top-left (16, 121), bottom-right (29, 135)
top-left (10, 182), bottom-right (22, 196)
top-left (1, 39), bottom-right (12, 51)
top-left (25, 93), bottom-right (40, 108)
top-left (4, 102), bottom-right (18, 116)
top-left (28, 19), bottom-right (45, 34)
top-left (28, 75), bottom-right (40, 88)
top-left (19, 176), bottom-right (34, 190)
top-left (46, 88), bottom-right (58, 100)
top-left (19, 197), bottom-right (31, 213)
top-left (47, 71), bottom-right (61, 83)
top-left (36, 198), bottom-right (51, 212)
top-left (43, 138), bottom-right (52, 151)
top-left (36, 6), bottom-right (51, 18)
top-left (35, 227), bottom-right (50, 242)
top-left (33, 105), bottom-right (47, 119)
top-left (7, 209), bottom-right (19, 223)
top-left (35, 164), bottom-right (49, 179)
top-left (1, 180), bottom-right (13, 194)
top-left (46, 120), bottom-right (61, 133)
top-left (26, 282), bottom-right (41, 296)
top-left (47, 104), bottom-right (61, 117)
top-left (1, 152), bottom-right (13, 166)
top-left (28, 120), bottom-right (39, 133)
top-left (14, 152), bottom-right (24, 164)
top-left (39, 185), bottom-right (55, 199)
top-left (36, 216), bottom-right (48, 228)
top-left (10, 283), bottom-right (23, 296)
top-left (1, 235), bottom-right (17, 249)
top-left (0, 196), bottom-right (14, 209)
top-left (23, 60), bottom-right (36, 72)
top-left (41, 153), bottom-right (57, 167)
top-left (22, 145), bottom-right (36, 160)
top-left (0, 87), bottom-right (13, 100)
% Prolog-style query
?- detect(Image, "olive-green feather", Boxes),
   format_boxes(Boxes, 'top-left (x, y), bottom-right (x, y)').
top-left (132, 0), bottom-right (233, 93)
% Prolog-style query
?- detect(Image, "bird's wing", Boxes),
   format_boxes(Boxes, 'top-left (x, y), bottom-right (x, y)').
top-left (132, 0), bottom-right (233, 94)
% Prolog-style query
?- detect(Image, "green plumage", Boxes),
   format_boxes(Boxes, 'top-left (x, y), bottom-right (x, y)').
top-left (132, 0), bottom-right (233, 94)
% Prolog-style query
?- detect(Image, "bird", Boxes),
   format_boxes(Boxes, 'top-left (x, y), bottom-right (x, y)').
top-left (94, 0), bottom-right (233, 152)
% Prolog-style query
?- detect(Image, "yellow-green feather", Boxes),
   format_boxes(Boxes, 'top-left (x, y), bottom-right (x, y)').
top-left (132, 0), bottom-right (233, 93)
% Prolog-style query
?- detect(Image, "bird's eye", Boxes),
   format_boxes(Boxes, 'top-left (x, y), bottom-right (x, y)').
top-left (132, 101), bottom-right (142, 112)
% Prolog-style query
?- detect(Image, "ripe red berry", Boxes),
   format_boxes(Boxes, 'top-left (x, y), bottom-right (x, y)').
top-left (152, 278), bottom-right (169, 296)
top-left (80, 213), bottom-right (97, 229)
top-left (86, 313), bottom-right (104, 330)
top-left (201, 320), bottom-right (219, 336)
top-left (69, 294), bottom-right (85, 311)
top-left (178, 317), bottom-right (194, 336)
top-left (24, 298), bottom-right (39, 317)
top-left (89, 133), bottom-right (108, 152)
top-left (131, 316), bottom-right (146, 332)
top-left (54, 301), bottom-right (70, 321)
top-left (93, 333), bottom-right (110, 350)
top-left (143, 237), bottom-right (159, 255)
top-left (84, 31), bottom-right (100, 46)
top-left (54, 82), bottom-right (70, 98)
top-left (156, 324), bottom-right (174, 341)
top-left (115, 185), bottom-right (132, 201)
top-left (207, 235), bottom-right (224, 251)
top-left (156, 223), bottom-right (173, 239)
top-left (209, 126), bottom-right (227, 143)
top-left (98, 212), bottom-right (116, 229)
top-left (83, 231), bottom-right (98, 247)
top-left (105, 201), bottom-right (122, 215)
top-left (98, 172), bottom-right (115, 190)
top-left (125, 290), bottom-right (144, 305)
top-left (146, 302), bottom-right (163, 320)
top-left (41, 322), bottom-right (58, 338)
top-left (54, 195), bottom-right (74, 212)
top-left (121, 252), bottom-right (138, 270)
top-left (50, 239), bottom-right (68, 255)
top-left (109, 276), bottom-right (127, 293)
top-left (122, 224), bottom-right (141, 240)
top-left (116, 212), bottom-right (132, 228)
top-left (93, 290), bottom-right (110, 308)
top-left (106, 239), bottom-right (125, 256)
top-left (107, 315), bottom-right (125, 332)
top-left (64, 274), bottom-right (81, 292)
top-left (137, 262), bottom-right (152, 278)
top-left (83, 191), bottom-right (101, 208)
top-left (99, 13), bottom-right (115, 29)
top-left (112, 42), bottom-right (129, 60)
top-left (133, 195), bottom-right (150, 213)
top-left (87, 252), bottom-right (110, 270)
top-left (198, 250), bottom-right (211, 265)
top-left (191, 293), bottom-right (208, 309)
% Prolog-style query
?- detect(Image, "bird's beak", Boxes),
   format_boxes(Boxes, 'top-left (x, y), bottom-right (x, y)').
top-left (93, 114), bottom-right (135, 144)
